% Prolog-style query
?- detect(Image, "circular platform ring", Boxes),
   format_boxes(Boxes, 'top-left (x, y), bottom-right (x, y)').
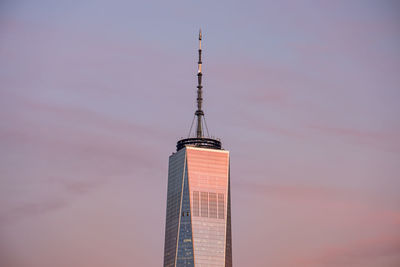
top-left (176, 137), bottom-right (222, 151)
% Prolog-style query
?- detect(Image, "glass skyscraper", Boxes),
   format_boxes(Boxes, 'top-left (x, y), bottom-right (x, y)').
top-left (163, 31), bottom-right (232, 267)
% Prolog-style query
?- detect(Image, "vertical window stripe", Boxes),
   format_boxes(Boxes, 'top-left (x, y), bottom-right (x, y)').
top-left (209, 193), bottom-right (217, 218)
top-left (201, 192), bottom-right (208, 217)
top-left (193, 191), bottom-right (199, 217)
top-left (218, 193), bottom-right (225, 219)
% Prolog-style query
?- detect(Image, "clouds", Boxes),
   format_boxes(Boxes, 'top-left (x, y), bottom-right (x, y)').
top-left (234, 181), bottom-right (400, 266)
top-left (0, 91), bottom-right (167, 229)
top-left (307, 123), bottom-right (400, 153)
top-left (0, 1), bottom-right (400, 266)
top-left (298, 233), bottom-right (400, 267)
top-left (0, 199), bottom-right (67, 227)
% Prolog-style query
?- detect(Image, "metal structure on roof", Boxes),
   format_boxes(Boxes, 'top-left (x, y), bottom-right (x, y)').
top-left (176, 30), bottom-right (222, 151)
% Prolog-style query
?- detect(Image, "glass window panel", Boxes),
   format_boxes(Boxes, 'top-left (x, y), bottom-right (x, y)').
top-left (193, 191), bottom-right (199, 217)
top-left (209, 192), bottom-right (217, 218)
top-left (200, 192), bottom-right (208, 217)
top-left (218, 193), bottom-right (225, 219)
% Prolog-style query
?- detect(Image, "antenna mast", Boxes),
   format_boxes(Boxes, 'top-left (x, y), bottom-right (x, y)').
top-left (176, 30), bottom-right (222, 151)
top-left (195, 29), bottom-right (204, 138)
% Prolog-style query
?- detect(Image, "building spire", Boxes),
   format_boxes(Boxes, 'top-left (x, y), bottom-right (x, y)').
top-left (176, 30), bottom-right (222, 151)
top-left (195, 29), bottom-right (204, 138)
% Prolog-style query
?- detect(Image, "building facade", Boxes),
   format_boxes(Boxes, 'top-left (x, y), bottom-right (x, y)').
top-left (163, 31), bottom-right (232, 267)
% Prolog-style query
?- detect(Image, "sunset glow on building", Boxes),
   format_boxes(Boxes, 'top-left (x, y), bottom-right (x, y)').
top-left (163, 31), bottom-right (232, 267)
top-left (2, 2), bottom-right (400, 267)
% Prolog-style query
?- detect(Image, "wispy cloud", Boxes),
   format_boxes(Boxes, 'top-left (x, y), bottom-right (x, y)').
top-left (295, 233), bottom-right (400, 267)
top-left (1, 1), bottom-right (400, 266)
top-left (0, 199), bottom-right (67, 227)
top-left (0, 92), bottom-right (170, 227)
top-left (308, 123), bottom-right (400, 153)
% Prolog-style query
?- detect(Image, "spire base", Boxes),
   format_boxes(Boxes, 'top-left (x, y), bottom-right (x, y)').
top-left (177, 137), bottom-right (221, 151)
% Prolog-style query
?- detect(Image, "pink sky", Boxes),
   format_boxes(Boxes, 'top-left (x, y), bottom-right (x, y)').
top-left (1, 1), bottom-right (400, 266)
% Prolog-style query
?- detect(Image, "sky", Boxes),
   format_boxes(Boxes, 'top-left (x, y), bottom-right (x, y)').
top-left (0, 0), bottom-right (400, 266)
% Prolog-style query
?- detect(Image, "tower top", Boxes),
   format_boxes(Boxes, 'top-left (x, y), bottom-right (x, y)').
top-left (176, 30), bottom-right (222, 151)
top-left (195, 28), bottom-right (204, 138)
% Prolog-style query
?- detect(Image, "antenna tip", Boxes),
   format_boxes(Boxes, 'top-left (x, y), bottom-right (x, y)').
top-left (199, 29), bottom-right (202, 40)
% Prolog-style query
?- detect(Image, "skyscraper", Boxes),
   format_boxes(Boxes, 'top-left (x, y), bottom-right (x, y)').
top-left (163, 31), bottom-right (232, 267)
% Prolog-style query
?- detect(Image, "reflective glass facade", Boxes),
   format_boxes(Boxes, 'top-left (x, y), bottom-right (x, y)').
top-left (163, 147), bottom-right (232, 267)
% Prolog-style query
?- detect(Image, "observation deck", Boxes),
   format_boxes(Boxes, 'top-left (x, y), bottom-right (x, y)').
top-left (176, 137), bottom-right (222, 151)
